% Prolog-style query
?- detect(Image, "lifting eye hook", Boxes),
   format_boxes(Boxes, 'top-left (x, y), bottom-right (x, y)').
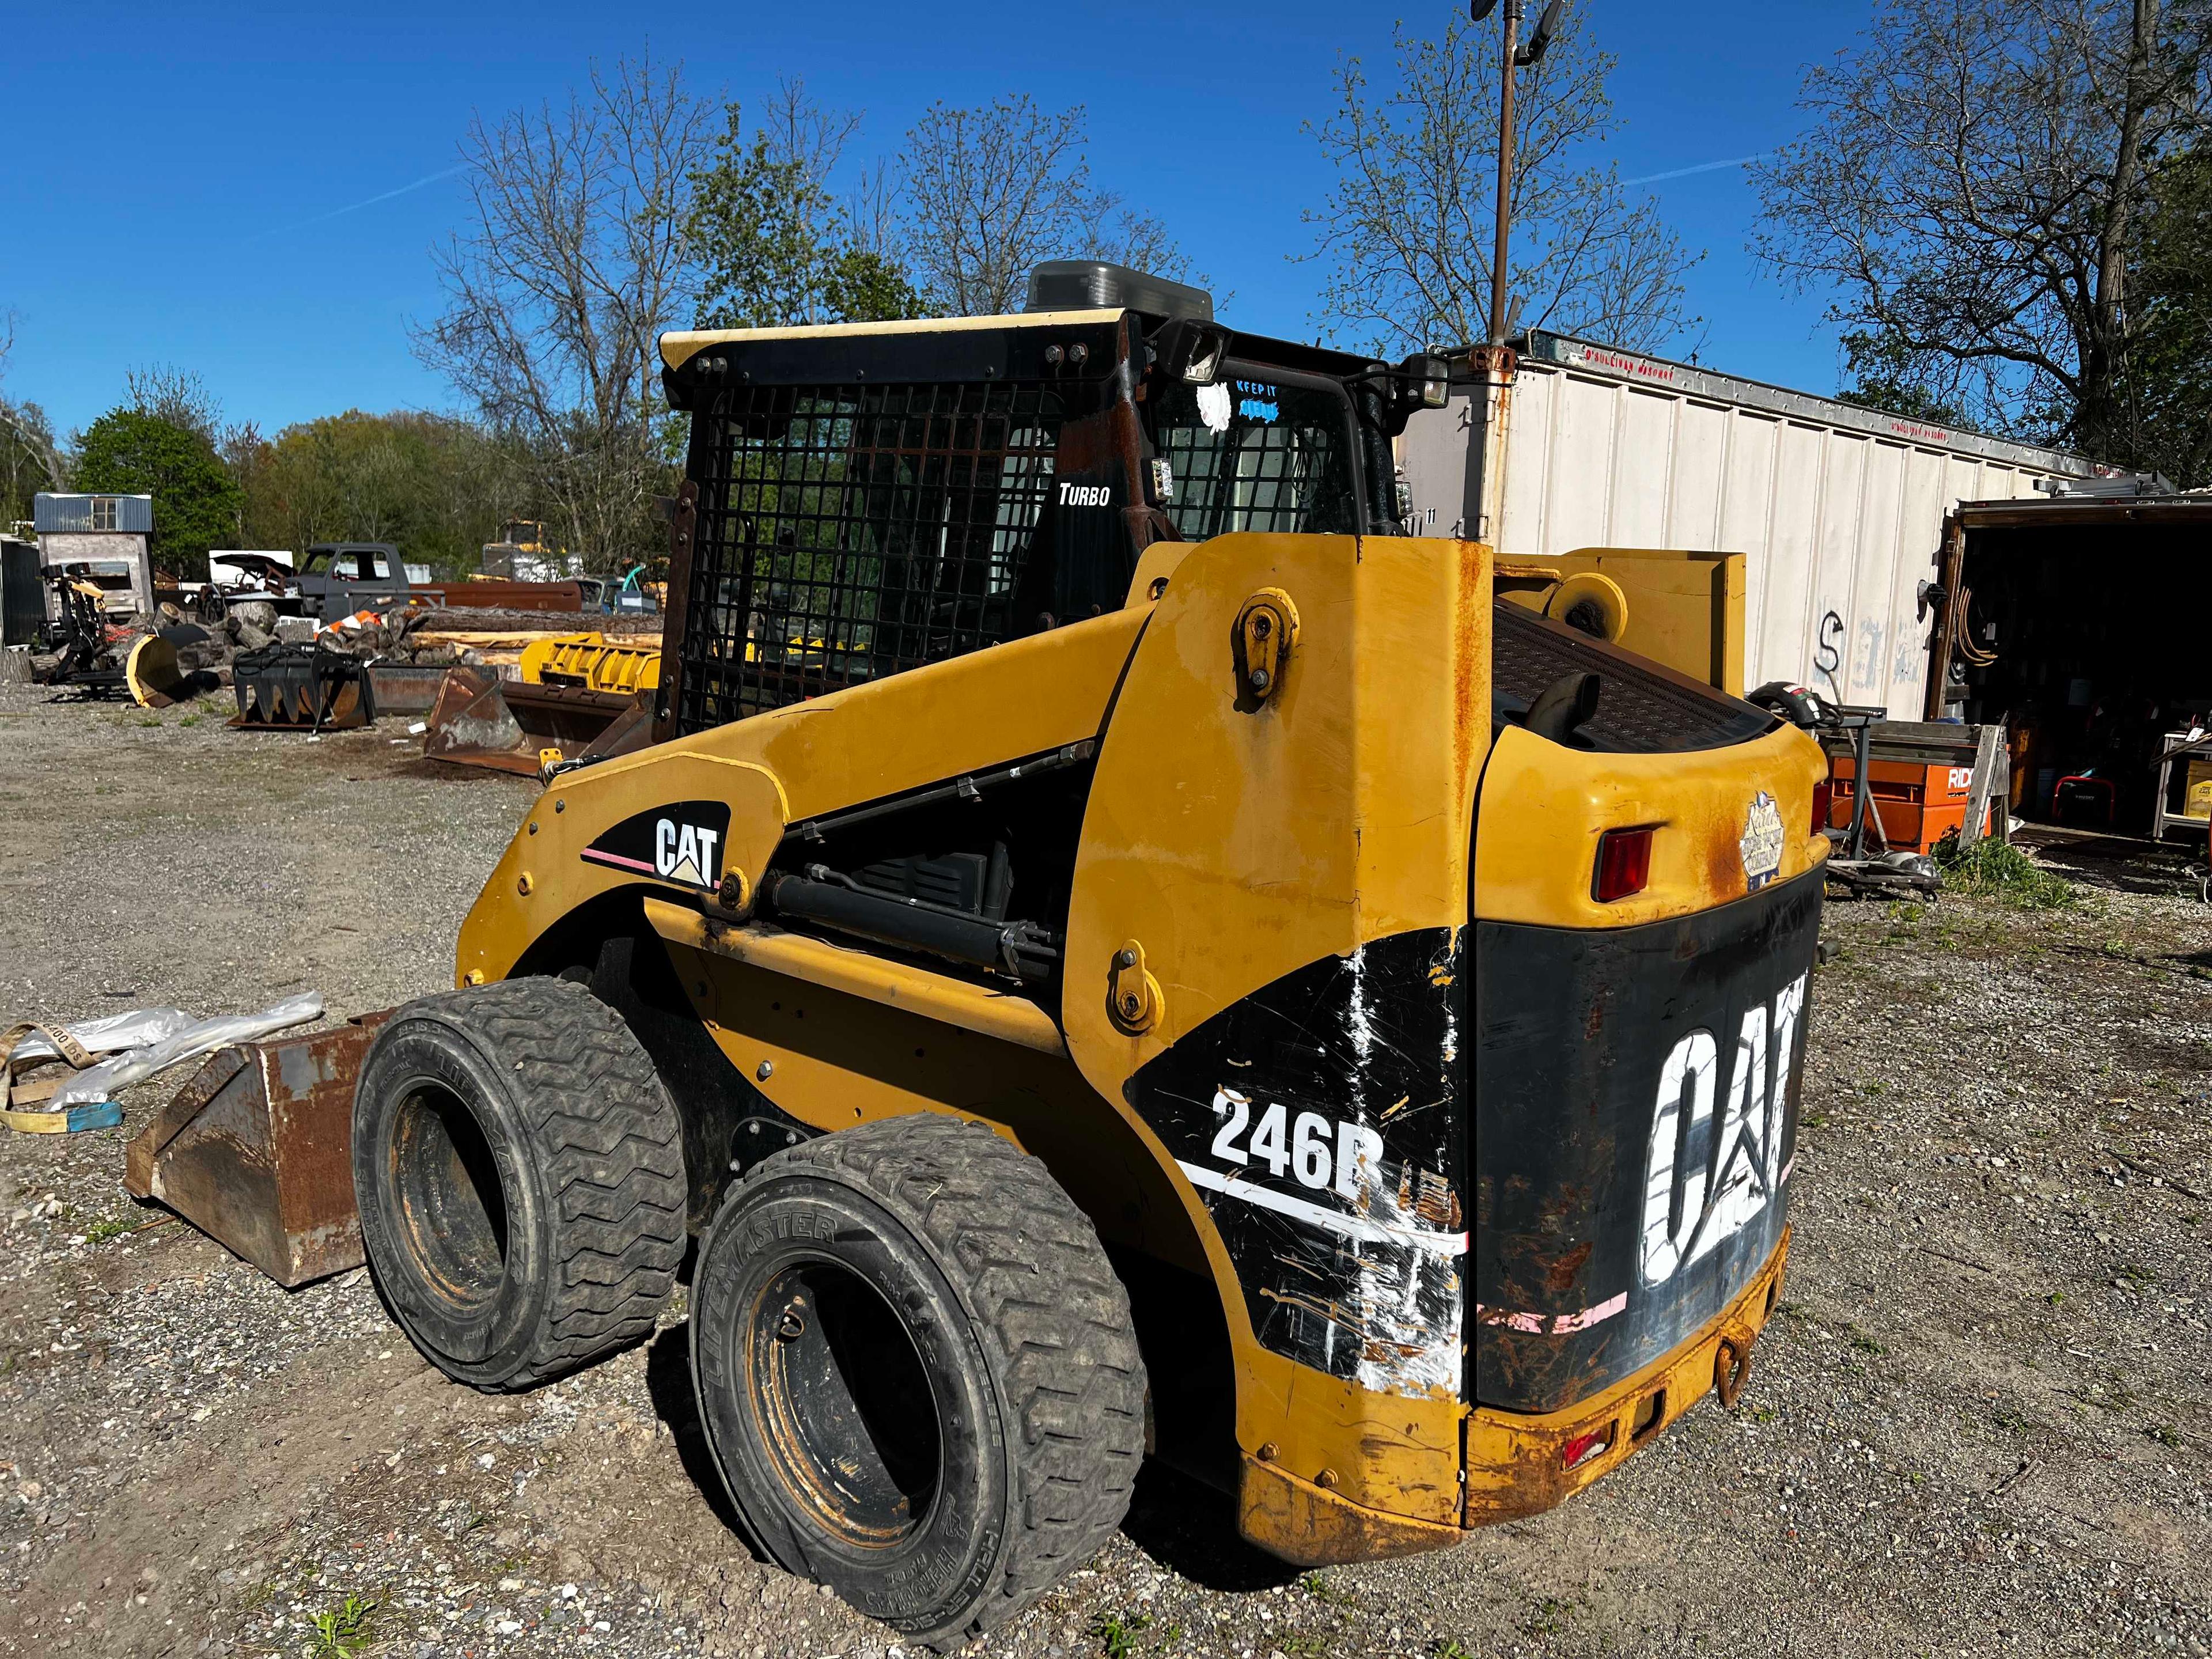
top-left (1232, 589), bottom-right (1299, 712)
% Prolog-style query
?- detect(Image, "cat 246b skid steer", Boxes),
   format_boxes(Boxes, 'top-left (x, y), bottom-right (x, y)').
top-left (347, 263), bottom-right (1827, 1647)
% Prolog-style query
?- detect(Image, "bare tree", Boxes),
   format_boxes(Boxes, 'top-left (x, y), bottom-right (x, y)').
top-left (1304, 12), bottom-right (1698, 355)
top-left (899, 96), bottom-right (1190, 315)
top-left (125, 364), bottom-right (224, 445)
top-left (1753, 0), bottom-right (2210, 452)
top-left (0, 312), bottom-right (67, 504)
top-left (415, 53), bottom-right (716, 570)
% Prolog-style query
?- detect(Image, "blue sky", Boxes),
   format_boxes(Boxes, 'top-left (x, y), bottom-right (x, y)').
top-left (1, 1), bottom-right (1867, 440)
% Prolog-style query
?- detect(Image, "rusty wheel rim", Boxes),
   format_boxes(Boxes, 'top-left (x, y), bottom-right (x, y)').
top-left (387, 1079), bottom-right (510, 1310)
top-left (747, 1259), bottom-right (942, 1550)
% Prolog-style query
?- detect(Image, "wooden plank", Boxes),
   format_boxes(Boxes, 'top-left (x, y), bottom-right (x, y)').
top-left (1960, 722), bottom-right (2003, 850)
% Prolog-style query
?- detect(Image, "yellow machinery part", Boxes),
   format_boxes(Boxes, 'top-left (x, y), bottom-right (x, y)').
top-left (453, 531), bottom-right (1830, 1566)
top-left (1460, 1230), bottom-right (1790, 1524)
top-left (1472, 721), bottom-right (1828, 930)
top-left (457, 605), bottom-right (1149, 984)
top-left (124, 633), bottom-right (187, 708)
top-left (518, 631), bottom-right (663, 695)
top-left (1495, 548), bottom-right (1746, 694)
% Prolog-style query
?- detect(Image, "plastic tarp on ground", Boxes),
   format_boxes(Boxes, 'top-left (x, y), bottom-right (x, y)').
top-left (47, 994), bottom-right (325, 1108)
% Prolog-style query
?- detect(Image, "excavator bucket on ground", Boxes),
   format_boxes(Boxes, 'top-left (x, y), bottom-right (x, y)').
top-left (229, 641), bottom-right (378, 730)
top-left (419, 635), bottom-right (659, 775)
top-left (124, 1018), bottom-right (384, 1287)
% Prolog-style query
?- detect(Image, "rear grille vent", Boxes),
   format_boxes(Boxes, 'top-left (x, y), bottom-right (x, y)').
top-left (1492, 602), bottom-right (1774, 753)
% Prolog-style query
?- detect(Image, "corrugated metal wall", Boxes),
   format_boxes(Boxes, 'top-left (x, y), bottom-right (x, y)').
top-left (32, 493), bottom-right (156, 535)
top-left (0, 540), bottom-right (42, 647)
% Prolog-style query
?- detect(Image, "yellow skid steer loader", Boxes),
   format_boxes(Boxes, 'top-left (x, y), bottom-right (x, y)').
top-left (344, 263), bottom-right (1826, 1647)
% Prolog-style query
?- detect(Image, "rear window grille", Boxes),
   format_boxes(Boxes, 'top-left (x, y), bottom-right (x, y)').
top-left (1152, 378), bottom-right (1359, 540)
top-left (677, 380), bottom-right (1065, 733)
top-left (1492, 601), bottom-right (1775, 753)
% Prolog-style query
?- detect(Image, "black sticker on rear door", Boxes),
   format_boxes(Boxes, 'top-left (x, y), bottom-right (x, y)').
top-left (581, 801), bottom-right (730, 891)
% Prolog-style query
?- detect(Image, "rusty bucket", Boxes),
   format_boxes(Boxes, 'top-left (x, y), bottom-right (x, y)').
top-left (124, 1017), bottom-right (386, 1287)
top-left (420, 664), bottom-right (647, 776)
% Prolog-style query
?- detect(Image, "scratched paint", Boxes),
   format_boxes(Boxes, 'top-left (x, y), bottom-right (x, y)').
top-left (1128, 929), bottom-right (1468, 1400)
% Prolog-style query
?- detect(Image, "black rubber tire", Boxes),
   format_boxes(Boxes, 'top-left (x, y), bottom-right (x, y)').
top-left (690, 1113), bottom-right (1146, 1649)
top-left (352, 976), bottom-right (687, 1391)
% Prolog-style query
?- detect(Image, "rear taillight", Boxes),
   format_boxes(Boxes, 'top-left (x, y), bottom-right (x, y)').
top-left (1592, 827), bottom-right (1654, 903)
top-left (1561, 1425), bottom-right (1613, 1470)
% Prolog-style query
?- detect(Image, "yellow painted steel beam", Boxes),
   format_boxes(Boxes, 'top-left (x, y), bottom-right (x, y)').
top-left (642, 898), bottom-right (1066, 1057)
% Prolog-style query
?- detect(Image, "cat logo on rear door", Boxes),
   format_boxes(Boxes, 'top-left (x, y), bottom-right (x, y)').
top-left (581, 800), bottom-right (730, 892)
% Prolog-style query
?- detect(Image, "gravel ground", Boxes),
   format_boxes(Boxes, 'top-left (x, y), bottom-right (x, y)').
top-left (1, 680), bottom-right (2207, 1659)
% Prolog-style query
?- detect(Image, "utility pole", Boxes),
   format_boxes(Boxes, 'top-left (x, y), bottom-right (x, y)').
top-left (1488, 0), bottom-right (1522, 347)
top-left (1471, 0), bottom-right (1562, 346)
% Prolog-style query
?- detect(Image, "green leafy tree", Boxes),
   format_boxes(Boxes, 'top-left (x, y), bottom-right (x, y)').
top-left (688, 81), bottom-right (922, 328)
top-left (1836, 329), bottom-right (1964, 425)
top-left (71, 407), bottom-right (241, 569)
top-left (2119, 143), bottom-right (2212, 482)
top-left (234, 410), bottom-right (539, 576)
top-left (824, 245), bottom-right (920, 323)
top-left (1755, 0), bottom-right (2212, 453)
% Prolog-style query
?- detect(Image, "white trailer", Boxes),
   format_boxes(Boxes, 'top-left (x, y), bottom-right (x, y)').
top-left (1399, 331), bottom-right (2109, 718)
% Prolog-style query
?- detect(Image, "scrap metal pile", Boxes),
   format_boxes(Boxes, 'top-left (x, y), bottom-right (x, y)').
top-left (22, 570), bottom-right (660, 772)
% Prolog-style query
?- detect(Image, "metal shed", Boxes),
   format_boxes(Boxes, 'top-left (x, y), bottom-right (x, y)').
top-left (33, 493), bottom-right (155, 535)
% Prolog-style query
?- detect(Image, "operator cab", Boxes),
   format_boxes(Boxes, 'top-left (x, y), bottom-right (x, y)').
top-left (657, 262), bottom-right (1448, 738)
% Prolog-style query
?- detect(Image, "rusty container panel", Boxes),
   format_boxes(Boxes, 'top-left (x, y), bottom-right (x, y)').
top-left (124, 1018), bottom-right (382, 1287)
top-left (1471, 868), bottom-right (1820, 1413)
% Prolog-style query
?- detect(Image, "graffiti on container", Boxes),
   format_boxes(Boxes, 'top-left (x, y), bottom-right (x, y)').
top-left (1813, 609), bottom-right (1844, 702)
top-left (1851, 618), bottom-right (1886, 702)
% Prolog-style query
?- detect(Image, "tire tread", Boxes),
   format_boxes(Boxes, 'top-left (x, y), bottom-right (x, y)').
top-left (384, 976), bottom-right (686, 1389)
top-left (738, 1114), bottom-right (1146, 1640)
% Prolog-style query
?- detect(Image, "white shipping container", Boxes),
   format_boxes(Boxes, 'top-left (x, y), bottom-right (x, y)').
top-left (1398, 331), bottom-right (2105, 718)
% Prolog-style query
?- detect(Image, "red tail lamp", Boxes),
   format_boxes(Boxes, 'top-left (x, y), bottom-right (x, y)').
top-left (1560, 1425), bottom-right (1613, 1471)
top-left (1592, 827), bottom-right (1655, 903)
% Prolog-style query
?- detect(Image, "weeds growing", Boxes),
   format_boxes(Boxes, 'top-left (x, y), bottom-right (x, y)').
top-left (309, 1595), bottom-right (376, 1657)
top-left (1933, 834), bottom-right (2077, 909)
